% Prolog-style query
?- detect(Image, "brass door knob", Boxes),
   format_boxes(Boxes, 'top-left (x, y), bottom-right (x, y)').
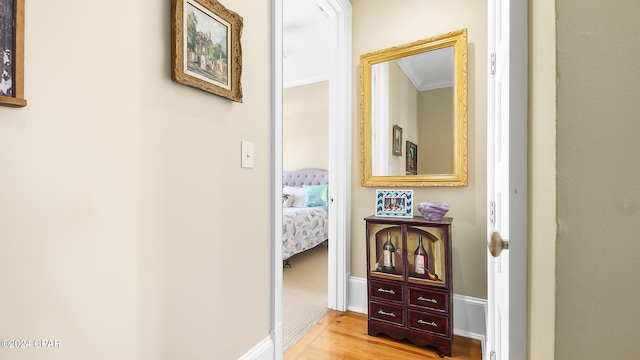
top-left (488, 231), bottom-right (509, 257)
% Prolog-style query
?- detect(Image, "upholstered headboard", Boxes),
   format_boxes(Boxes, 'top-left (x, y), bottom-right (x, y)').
top-left (283, 168), bottom-right (328, 187)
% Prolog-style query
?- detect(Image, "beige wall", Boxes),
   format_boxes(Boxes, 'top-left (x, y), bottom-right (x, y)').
top-left (418, 87), bottom-right (454, 174)
top-left (352, 0), bottom-right (488, 299)
top-left (0, 1), bottom-right (271, 359)
top-left (283, 81), bottom-right (329, 171)
top-left (529, 0), bottom-right (557, 358)
top-left (388, 62), bottom-right (418, 174)
top-left (555, 0), bottom-right (640, 358)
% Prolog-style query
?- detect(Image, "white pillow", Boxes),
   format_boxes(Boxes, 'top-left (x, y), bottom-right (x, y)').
top-left (283, 186), bottom-right (300, 196)
top-left (283, 186), bottom-right (306, 207)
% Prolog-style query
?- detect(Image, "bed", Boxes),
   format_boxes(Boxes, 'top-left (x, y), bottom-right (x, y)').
top-left (282, 168), bottom-right (329, 266)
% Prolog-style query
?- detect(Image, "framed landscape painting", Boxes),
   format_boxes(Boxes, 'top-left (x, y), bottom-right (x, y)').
top-left (171, 0), bottom-right (243, 102)
top-left (0, 0), bottom-right (26, 107)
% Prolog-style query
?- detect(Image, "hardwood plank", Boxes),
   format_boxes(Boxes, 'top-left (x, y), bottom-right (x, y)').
top-left (285, 311), bottom-right (339, 360)
top-left (285, 311), bottom-right (482, 360)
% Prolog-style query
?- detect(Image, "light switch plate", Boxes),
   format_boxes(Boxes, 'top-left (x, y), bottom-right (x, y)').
top-left (241, 141), bottom-right (254, 168)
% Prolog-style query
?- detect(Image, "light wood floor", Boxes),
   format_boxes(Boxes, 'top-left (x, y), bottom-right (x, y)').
top-left (285, 311), bottom-right (483, 360)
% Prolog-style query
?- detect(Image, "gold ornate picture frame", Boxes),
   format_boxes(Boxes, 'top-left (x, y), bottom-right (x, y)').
top-left (392, 125), bottom-right (402, 156)
top-left (171, 0), bottom-right (243, 102)
top-left (360, 29), bottom-right (468, 187)
top-left (0, 0), bottom-right (27, 108)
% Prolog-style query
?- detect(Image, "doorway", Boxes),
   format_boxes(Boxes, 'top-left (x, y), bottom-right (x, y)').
top-left (271, 0), bottom-right (352, 356)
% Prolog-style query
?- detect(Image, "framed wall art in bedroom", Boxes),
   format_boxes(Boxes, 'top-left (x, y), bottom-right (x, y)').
top-left (171, 0), bottom-right (243, 102)
top-left (0, 0), bottom-right (26, 108)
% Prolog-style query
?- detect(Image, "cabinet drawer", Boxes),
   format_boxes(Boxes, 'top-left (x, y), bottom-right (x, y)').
top-left (408, 310), bottom-right (449, 336)
top-left (369, 280), bottom-right (403, 303)
top-left (408, 288), bottom-right (447, 312)
top-left (370, 301), bottom-right (404, 326)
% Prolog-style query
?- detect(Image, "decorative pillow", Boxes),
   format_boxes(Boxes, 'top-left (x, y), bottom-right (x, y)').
top-left (283, 186), bottom-right (306, 207)
top-left (282, 194), bottom-right (294, 208)
top-left (303, 184), bottom-right (328, 207)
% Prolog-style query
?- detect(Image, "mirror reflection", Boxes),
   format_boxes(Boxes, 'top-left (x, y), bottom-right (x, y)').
top-left (371, 46), bottom-right (454, 176)
top-left (361, 29), bottom-right (468, 187)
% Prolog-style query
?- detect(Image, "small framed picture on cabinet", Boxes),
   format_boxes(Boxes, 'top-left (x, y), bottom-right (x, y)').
top-left (376, 189), bottom-right (413, 218)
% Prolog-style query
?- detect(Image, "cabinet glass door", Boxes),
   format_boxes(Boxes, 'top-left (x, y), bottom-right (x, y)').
top-left (407, 226), bottom-right (447, 287)
top-left (368, 223), bottom-right (403, 280)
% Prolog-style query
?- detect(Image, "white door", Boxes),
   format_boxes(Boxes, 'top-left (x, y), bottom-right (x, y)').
top-left (487, 0), bottom-right (527, 359)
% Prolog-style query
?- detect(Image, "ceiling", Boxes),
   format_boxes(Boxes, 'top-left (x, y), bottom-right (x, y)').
top-left (283, 0), bottom-right (330, 87)
top-left (397, 47), bottom-right (454, 91)
top-left (282, 1), bottom-right (452, 90)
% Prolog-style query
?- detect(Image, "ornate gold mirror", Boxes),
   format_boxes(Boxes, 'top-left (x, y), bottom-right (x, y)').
top-left (360, 29), bottom-right (468, 187)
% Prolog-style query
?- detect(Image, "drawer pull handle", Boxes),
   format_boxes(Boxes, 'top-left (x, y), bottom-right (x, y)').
top-left (418, 296), bottom-right (438, 304)
top-left (418, 320), bottom-right (437, 327)
top-left (378, 288), bottom-right (396, 295)
top-left (377, 310), bottom-right (396, 318)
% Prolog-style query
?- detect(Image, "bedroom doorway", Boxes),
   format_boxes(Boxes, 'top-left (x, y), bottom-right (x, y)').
top-left (272, 0), bottom-right (352, 356)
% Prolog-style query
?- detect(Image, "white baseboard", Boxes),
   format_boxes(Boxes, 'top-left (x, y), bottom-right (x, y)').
top-left (238, 336), bottom-right (273, 360)
top-left (347, 276), bottom-right (368, 313)
top-left (452, 294), bottom-right (487, 342)
top-left (347, 276), bottom-right (487, 343)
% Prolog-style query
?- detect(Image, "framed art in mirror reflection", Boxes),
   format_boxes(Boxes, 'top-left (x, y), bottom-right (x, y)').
top-left (406, 141), bottom-right (417, 175)
top-left (393, 125), bottom-right (403, 156)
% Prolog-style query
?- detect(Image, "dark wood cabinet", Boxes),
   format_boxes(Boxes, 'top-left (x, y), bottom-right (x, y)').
top-left (365, 215), bottom-right (453, 357)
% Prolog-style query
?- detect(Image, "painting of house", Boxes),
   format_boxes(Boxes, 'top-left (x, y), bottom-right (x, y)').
top-left (185, 2), bottom-right (229, 88)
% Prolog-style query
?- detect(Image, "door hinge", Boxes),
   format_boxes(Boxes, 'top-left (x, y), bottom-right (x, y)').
top-left (490, 350), bottom-right (497, 360)
top-left (490, 201), bottom-right (495, 224)
top-left (490, 52), bottom-right (496, 75)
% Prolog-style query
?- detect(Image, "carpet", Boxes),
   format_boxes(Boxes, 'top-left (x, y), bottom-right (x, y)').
top-left (282, 244), bottom-right (329, 351)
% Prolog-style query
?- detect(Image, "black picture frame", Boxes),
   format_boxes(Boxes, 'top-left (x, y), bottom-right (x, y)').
top-left (406, 141), bottom-right (417, 175)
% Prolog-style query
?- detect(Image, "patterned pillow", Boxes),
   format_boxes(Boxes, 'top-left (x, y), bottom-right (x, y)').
top-left (283, 186), bottom-right (306, 207)
top-left (282, 194), bottom-right (294, 208)
top-left (303, 184), bottom-right (328, 207)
